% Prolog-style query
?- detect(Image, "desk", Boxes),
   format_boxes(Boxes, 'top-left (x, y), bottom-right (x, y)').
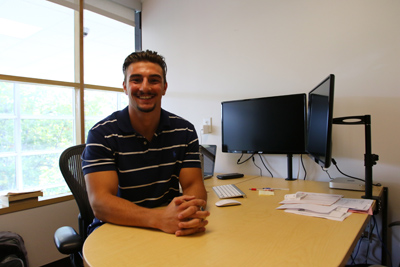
top-left (83, 176), bottom-right (384, 267)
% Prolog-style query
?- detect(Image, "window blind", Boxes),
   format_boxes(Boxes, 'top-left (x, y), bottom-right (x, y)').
top-left (47, 0), bottom-right (141, 26)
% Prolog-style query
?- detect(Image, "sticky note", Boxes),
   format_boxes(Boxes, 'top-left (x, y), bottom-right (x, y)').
top-left (259, 190), bottom-right (274, 196)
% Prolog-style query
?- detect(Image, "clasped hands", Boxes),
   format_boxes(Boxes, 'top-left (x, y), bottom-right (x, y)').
top-left (162, 195), bottom-right (210, 236)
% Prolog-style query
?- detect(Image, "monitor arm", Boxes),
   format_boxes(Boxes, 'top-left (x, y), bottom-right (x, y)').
top-left (332, 115), bottom-right (379, 199)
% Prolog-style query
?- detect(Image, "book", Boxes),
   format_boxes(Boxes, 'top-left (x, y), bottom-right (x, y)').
top-left (0, 190), bottom-right (43, 207)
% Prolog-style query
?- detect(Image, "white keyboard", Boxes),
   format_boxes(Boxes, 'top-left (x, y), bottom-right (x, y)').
top-left (212, 184), bottom-right (246, 199)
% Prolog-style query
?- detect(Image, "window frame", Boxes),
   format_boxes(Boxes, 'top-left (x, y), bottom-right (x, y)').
top-left (0, 1), bottom-right (142, 214)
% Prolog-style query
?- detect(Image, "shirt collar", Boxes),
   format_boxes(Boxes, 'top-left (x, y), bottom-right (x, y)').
top-left (117, 106), bottom-right (171, 134)
top-left (156, 109), bottom-right (171, 134)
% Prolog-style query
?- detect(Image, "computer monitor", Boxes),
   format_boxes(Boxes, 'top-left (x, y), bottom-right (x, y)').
top-left (221, 94), bottom-right (306, 154)
top-left (306, 74), bottom-right (335, 168)
top-left (221, 93), bottom-right (306, 179)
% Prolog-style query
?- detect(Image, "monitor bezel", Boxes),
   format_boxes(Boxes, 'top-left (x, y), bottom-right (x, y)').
top-left (221, 93), bottom-right (307, 155)
top-left (306, 74), bottom-right (335, 168)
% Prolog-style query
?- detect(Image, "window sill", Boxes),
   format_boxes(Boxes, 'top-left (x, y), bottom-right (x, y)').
top-left (0, 193), bottom-right (75, 215)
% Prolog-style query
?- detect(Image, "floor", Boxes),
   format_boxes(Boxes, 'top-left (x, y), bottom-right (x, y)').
top-left (41, 257), bottom-right (71, 267)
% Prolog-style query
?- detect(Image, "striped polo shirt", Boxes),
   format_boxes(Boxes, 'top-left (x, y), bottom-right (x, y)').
top-left (82, 106), bottom-right (201, 209)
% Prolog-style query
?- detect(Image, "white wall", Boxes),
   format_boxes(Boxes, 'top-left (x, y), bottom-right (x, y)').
top-left (0, 201), bottom-right (79, 267)
top-left (142, 0), bottom-right (400, 265)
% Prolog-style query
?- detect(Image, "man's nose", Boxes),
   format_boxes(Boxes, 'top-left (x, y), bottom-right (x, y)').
top-left (139, 79), bottom-right (151, 92)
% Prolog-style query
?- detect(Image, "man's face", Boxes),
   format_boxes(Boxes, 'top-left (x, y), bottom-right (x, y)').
top-left (123, 61), bottom-right (167, 113)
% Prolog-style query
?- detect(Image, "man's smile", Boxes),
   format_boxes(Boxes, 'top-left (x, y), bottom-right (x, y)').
top-left (136, 94), bottom-right (155, 100)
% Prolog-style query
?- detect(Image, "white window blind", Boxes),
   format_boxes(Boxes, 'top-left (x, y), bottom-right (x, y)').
top-left (47, 0), bottom-right (141, 26)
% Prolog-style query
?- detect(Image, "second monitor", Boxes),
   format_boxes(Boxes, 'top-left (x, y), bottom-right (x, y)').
top-left (221, 93), bottom-right (307, 180)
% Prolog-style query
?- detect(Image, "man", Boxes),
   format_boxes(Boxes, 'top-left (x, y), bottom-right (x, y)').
top-left (82, 50), bottom-right (209, 236)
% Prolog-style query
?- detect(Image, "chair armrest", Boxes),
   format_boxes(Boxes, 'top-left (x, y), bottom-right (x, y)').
top-left (54, 226), bottom-right (83, 255)
top-left (389, 221), bottom-right (400, 227)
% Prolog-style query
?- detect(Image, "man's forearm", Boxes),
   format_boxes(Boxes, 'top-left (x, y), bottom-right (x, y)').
top-left (182, 183), bottom-right (208, 209)
top-left (91, 193), bottom-right (164, 229)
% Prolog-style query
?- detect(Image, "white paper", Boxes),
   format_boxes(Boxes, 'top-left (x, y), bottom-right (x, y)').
top-left (332, 198), bottom-right (373, 211)
top-left (276, 203), bottom-right (338, 214)
top-left (280, 192), bottom-right (343, 206)
top-left (276, 192), bottom-right (371, 222)
top-left (285, 207), bottom-right (352, 221)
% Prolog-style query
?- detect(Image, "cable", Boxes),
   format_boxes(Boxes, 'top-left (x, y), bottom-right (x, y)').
top-left (351, 237), bottom-right (363, 265)
top-left (350, 216), bottom-right (391, 266)
top-left (252, 157), bottom-right (262, 176)
top-left (320, 166), bottom-right (333, 180)
top-left (258, 154), bottom-right (273, 177)
top-left (332, 158), bottom-right (382, 186)
top-left (365, 235), bottom-right (371, 264)
top-left (300, 154), bottom-right (307, 180)
top-left (331, 158), bottom-right (362, 181)
top-left (199, 129), bottom-right (203, 144)
top-left (372, 215), bottom-right (392, 267)
top-left (236, 153), bottom-right (255, 165)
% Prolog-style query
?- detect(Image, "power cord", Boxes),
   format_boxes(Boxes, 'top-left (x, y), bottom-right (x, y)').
top-left (258, 154), bottom-right (273, 177)
top-left (199, 129), bottom-right (204, 144)
top-left (350, 237), bottom-right (363, 265)
top-left (236, 153), bottom-right (274, 177)
top-left (331, 158), bottom-right (362, 181)
top-left (236, 153), bottom-right (255, 165)
top-left (374, 215), bottom-right (393, 267)
top-left (331, 158), bottom-right (381, 186)
top-left (252, 157), bottom-right (262, 176)
top-left (320, 166), bottom-right (333, 180)
top-left (300, 154), bottom-right (307, 180)
top-left (350, 218), bottom-right (376, 265)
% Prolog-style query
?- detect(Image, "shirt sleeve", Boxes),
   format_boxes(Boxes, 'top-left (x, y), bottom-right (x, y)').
top-left (81, 126), bottom-right (117, 176)
top-left (182, 123), bottom-right (202, 169)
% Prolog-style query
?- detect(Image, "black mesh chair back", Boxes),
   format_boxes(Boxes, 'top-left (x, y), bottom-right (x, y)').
top-left (59, 144), bottom-right (94, 239)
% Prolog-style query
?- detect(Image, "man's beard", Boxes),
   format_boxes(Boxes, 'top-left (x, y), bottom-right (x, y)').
top-left (137, 104), bottom-right (156, 113)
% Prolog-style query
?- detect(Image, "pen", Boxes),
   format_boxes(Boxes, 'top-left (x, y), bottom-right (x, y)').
top-left (249, 187), bottom-right (289, 191)
top-left (249, 188), bottom-right (274, 191)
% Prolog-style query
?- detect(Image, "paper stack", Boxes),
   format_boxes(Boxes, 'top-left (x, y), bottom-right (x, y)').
top-left (0, 190), bottom-right (43, 207)
top-left (277, 192), bottom-right (374, 221)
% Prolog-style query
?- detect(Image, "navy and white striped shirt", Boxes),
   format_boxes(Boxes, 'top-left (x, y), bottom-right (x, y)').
top-left (82, 106), bottom-right (201, 209)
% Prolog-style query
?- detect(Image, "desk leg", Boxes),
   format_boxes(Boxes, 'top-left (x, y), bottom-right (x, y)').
top-left (381, 187), bottom-right (388, 266)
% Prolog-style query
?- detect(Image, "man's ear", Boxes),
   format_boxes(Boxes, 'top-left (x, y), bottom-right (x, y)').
top-left (123, 81), bottom-right (128, 95)
top-left (163, 82), bottom-right (168, 95)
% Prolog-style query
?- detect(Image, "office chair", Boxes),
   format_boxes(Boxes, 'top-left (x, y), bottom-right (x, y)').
top-left (389, 221), bottom-right (400, 267)
top-left (53, 144), bottom-right (94, 267)
top-left (389, 221), bottom-right (400, 228)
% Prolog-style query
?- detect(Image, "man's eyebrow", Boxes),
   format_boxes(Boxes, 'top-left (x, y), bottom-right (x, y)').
top-left (129, 74), bottom-right (162, 79)
top-left (129, 74), bottom-right (142, 79)
top-left (148, 74), bottom-right (162, 79)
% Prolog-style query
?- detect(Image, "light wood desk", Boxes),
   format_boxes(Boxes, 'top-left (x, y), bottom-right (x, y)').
top-left (83, 175), bottom-right (384, 267)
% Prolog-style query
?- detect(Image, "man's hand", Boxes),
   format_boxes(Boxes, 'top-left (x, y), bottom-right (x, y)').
top-left (160, 195), bottom-right (210, 236)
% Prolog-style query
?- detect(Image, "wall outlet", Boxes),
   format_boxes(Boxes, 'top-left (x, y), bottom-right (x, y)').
top-left (202, 117), bottom-right (212, 133)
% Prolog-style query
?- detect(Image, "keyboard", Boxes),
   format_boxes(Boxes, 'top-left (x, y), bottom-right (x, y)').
top-left (212, 184), bottom-right (246, 199)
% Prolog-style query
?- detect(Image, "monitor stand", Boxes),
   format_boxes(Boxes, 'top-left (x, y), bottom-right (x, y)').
top-left (333, 115), bottom-right (379, 199)
top-left (329, 177), bottom-right (365, 191)
top-left (285, 154), bottom-right (296, 181)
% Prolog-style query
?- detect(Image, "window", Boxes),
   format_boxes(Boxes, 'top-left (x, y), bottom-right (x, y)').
top-left (0, 0), bottom-right (140, 198)
top-left (0, 0), bottom-right (75, 82)
top-left (0, 81), bottom-right (74, 195)
top-left (84, 89), bottom-right (128, 141)
top-left (84, 9), bottom-right (135, 87)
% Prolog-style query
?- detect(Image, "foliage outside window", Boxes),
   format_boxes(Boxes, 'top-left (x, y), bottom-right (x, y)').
top-left (0, 0), bottom-right (135, 198)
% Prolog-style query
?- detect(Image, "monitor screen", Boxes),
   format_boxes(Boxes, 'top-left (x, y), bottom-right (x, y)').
top-left (199, 144), bottom-right (217, 179)
top-left (221, 94), bottom-right (306, 155)
top-left (306, 74), bottom-right (335, 168)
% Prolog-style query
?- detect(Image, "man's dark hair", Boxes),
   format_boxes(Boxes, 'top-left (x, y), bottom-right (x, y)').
top-left (123, 50), bottom-right (167, 83)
